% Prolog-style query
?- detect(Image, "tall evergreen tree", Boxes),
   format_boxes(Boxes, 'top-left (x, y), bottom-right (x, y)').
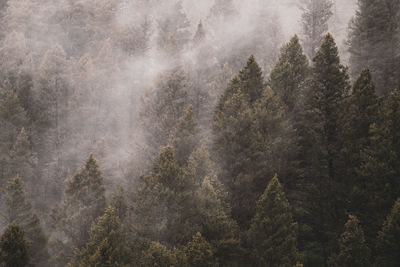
top-left (340, 68), bottom-right (379, 220)
top-left (348, 0), bottom-right (400, 95)
top-left (50, 154), bottom-right (106, 265)
top-left (299, 33), bottom-right (350, 265)
top-left (269, 35), bottom-right (310, 113)
top-left (0, 222), bottom-right (30, 267)
top-left (170, 105), bottom-right (199, 165)
top-left (184, 232), bottom-right (216, 267)
top-left (140, 68), bottom-right (190, 158)
top-left (213, 56), bottom-right (289, 229)
top-left (300, 0), bottom-right (333, 59)
top-left (0, 175), bottom-right (48, 265)
top-left (334, 215), bottom-right (371, 267)
top-left (359, 89), bottom-right (400, 242)
top-left (70, 206), bottom-right (132, 267)
top-left (247, 175), bottom-right (299, 267)
top-left (375, 198), bottom-right (400, 267)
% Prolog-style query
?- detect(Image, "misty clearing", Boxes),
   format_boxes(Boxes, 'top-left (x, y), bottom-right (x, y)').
top-left (0, 0), bottom-right (399, 266)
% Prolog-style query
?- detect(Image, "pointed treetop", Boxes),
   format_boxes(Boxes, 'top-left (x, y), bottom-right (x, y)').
top-left (238, 55), bottom-right (265, 103)
top-left (0, 222), bottom-right (30, 267)
top-left (193, 20), bottom-right (206, 44)
top-left (336, 215), bottom-right (371, 267)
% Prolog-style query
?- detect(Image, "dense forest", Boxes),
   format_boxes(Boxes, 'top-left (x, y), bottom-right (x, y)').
top-left (0, 0), bottom-right (399, 266)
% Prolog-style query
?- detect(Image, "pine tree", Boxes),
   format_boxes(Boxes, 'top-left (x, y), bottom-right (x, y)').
top-left (269, 35), bottom-right (310, 113)
top-left (140, 68), bottom-right (190, 158)
top-left (110, 186), bottom-right (128, 222)
top-left (170, 105), bottom-right (199, 165)
top-left (51, 154), bottom-right (106, 265)
top-left (348, 0), bottom-right (400, 95)
top-left (70, 207), bottom-right (132, 267)
top-left (335, 215), bottom-right (371, 267)
top-left (140, 242), bottom-right (180, 267)
top-left (247, 175), bottom-right (299, 267)
top-left (0, 175), bottom-right (48, 265)
top-left (375, 198), bottom-right (400, 267)
top-left (299, 33), bottom-right (350, 265)
top-left (340, 68), bottom-right (378, 219)
top-left (0, 222), bottom-right (30, 267)
top-left (213, 56), bottom-right (289, 229)
top-left (131, 146), bottom-right (200, 246)
top-left (359, 90), bottom-right (400, 242)
top-left (300, 0), bottom-right (333, 59)
top-left (184, 232), bottom-right (216, 267)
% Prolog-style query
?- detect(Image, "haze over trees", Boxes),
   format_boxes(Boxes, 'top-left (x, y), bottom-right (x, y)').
top-left (1, 0), bottom-right (399, 266)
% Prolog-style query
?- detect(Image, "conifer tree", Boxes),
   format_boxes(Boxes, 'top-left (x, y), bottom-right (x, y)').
top-left (335, 215), bottom-right (371, 267)
top-left (299, 33), bottom-right (350, 264)
top-left (140, 68), bottom-right (190, 158)
top-left (213, 56), bottom-right (289, 229)
top-left (110, 186), bottom-right (128, 222)
top-left (51, 154), bottom-right (106, 265)
top-left (207, 0), bottom-right (237, 23)
top-left (0, 175), bottom-right (48, 265)
top-left (132, 146), bottom-right (199, 246)
top-left (193, 20), bottom-right (206, 44)
top-left (269, 35), bottom-right (310, 113)
top-left (359, 89), bottom-right (400, 241)
top-left (70, 207), bottom-right (132, 267)
top-left (170, 105), bottom-right (199, 165)
top-left (348, 0), bottom-right (400, 95)
top-left (340, 68), bottom-right (378, 217)
top-left (247, 175), bottom-right (299, 267)
top-left (300, 0), bottom-right (333, 59)
top-left (140, 242), bottom-right (180, 267)
top-left (184, 232), bottom-right (216, 267)
top-left (0, 222), bottom-right (30, 267)
top-left (375, 198), bottom-right (400, 267)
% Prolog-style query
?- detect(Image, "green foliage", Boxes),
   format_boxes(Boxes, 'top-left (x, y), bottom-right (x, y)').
top-left (348, 0), bottom-right (400, 95)
top-left (375, 198), bottom-right (400, 267)
top-left (359, 90), bottom-right (400, 241)
top-left (70, 207), bottom-right (132, 267)
top-left (269, 35), bottom-right (310, 112)
top-left (0, 175), bottom-right (48, 265)
top-left (170, 105), bottom-right (199, 165)
top-left (298, 33), bottom-right (350, 265)
top-left (335, 215), bottom-right (371, 267)
top-left (184, 232), bottom-right (216, 267)
top-left (51, 154), bottom-right (106, 265)
top-left (247, 174), bottom-right (299, 267)
top-left (140, 68), bottom-right (190, 157)
top-left (140, 242), bottom-right (181, 267)
top-left (213, 55), bottom-right (289, 229)
top-left (110, 186), bottom-right (128, 222)
top-left (0, 222), bottom-right (30, 267)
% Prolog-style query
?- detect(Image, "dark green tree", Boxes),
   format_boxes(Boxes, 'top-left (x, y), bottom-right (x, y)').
top-left (247, 174), bottom-right (299, 267)
top-left (359, 89), bottom-right (400, 242)
top-left (0, 222), bottom-right (30, 267)
top-left (140, 242), bottom-right (181, 267)
top-left (213, 55), bottom-right (289, 229)
top-left (184, 232), bottom-right (216, 267)
top-left (375, 198), bottom-right (400, 267)
top-left (335, 215), bottom-right (371, 267)
top-left (340, 68), bottom-right (379, 221)
top-left (348, 0), bottom-right (400, 95)
top-left (0, 175), bottom-right (47, 265)
top-left (269, 35), bottom-right (310, 113)
top-left (50, 154), bottom-right (106, 265)
top-left (170, 105), bottom-right (199, 165)
top-left (299, 33), bottom-right (350, 265)
top-left (70, 206), bottom-right (132, 267)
